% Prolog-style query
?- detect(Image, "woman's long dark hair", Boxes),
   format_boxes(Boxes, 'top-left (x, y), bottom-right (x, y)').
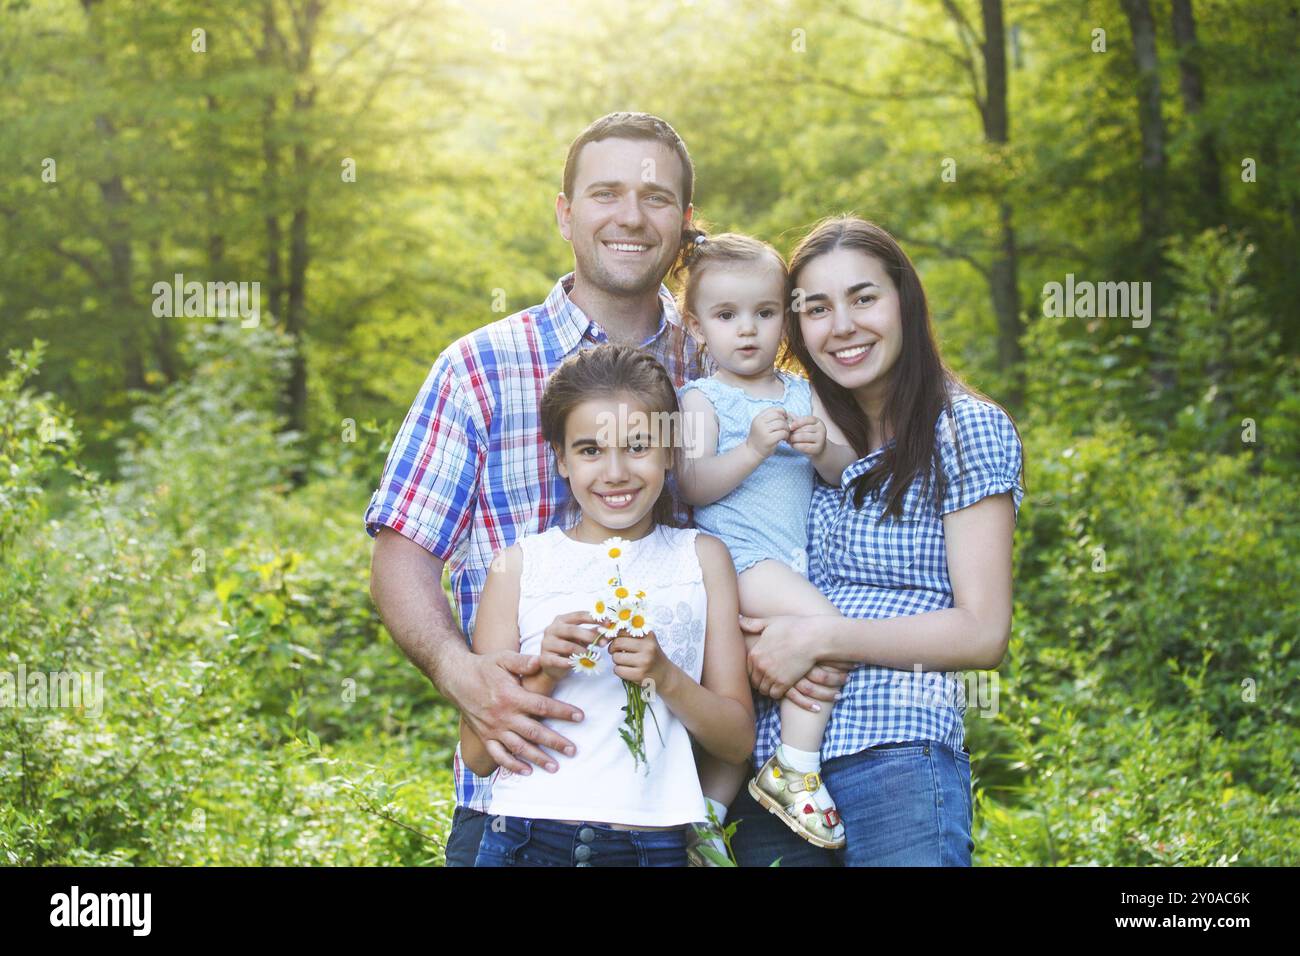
top-left (783, 216), bottom-right (1020, 518)
top-left (539, 344), bottom-right (685, 529)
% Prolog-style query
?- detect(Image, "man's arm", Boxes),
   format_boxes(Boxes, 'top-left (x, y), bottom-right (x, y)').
top-left (369, 527), bottom-right (583, 775)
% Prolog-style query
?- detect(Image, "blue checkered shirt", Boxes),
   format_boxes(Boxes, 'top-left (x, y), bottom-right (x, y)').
top-left (753, 392), bottom-right (1025, 764)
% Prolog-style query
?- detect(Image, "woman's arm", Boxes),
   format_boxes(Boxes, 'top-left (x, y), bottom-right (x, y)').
top-left (459, 544), bottom-right (525, 776)
top-left (629, 534), bottom-right (755, 763)
top-left (675, 387), bottom-right (766, 506)
top-left (744, 492), bottom-right (1015, 698)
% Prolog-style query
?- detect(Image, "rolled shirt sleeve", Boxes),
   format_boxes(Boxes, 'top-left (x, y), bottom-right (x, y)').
top-left (364, 349), bottom-right (483, 560)
top-left (937, 396), bottom-right (1025, 519)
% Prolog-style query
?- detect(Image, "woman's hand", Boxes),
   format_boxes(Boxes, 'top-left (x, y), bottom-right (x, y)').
top-left (608, 629), bottom-right (674, 694)
top-left (538, 611), bottom-right (603, 682)
top-left (785, 660), bottom-right (851, 714)
top-left (740, 614), bottom-right (824, 700)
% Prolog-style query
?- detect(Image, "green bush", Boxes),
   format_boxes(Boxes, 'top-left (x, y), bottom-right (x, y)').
top-left (0, 329), bottom-right (455, 865)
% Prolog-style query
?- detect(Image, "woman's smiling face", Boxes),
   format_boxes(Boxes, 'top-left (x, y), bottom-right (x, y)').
top-left (795, 246), bottom-right (903, 401)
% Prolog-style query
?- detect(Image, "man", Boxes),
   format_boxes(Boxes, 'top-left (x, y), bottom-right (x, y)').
top-left (365, 112), bottom-right (704, 866)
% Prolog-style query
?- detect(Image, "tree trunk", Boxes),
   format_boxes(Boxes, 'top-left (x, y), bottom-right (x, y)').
top-left (283, 1), bottom-right (323, 485)
top-left (261, 7), bottom-right (285, 326)
top-left (1170, 0), bottom-right (1223, 227)
top-left (1121, 0), bottom-right (1168, 263)
top-left (81, 0), bottom-right (144, 391)
top-left (149, 237), bottom-right (179, 383)
top-left (980, 0), bottom-right (1024, 403)
top-left (205, 94), bottom-right (227, 272)
top-left (286, 136), bottom-right (310, 445)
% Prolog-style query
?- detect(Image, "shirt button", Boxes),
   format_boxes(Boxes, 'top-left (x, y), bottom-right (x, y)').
top-left (578, 827), bottom-right (595, 843)
top-left (574, 844), bottom-right (592, 862)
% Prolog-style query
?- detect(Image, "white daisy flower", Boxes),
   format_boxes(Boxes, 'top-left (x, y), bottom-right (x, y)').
top-left (626, 607), bottom-right (650, 637)
top-left (569, 647), bottom-right (602, 676)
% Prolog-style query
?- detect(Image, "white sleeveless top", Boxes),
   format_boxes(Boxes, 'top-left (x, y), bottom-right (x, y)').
top-left (487, 524), bottom-right (710, 827)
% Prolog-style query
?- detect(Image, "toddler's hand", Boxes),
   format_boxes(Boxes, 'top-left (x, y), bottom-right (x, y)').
top-left (787, 414), bottom-right (826, 458)
top-left (746, 407), bottom-right (791, 459)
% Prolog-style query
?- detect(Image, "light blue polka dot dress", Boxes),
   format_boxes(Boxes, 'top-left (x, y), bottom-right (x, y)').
top-left (678, 370), bottom-right (814, 576)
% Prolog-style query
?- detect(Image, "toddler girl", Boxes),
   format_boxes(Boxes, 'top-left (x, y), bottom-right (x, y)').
top-left (675, 232), bottom-right (857, 858)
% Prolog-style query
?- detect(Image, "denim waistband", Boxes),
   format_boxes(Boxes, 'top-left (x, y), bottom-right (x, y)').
top-left (524, 817), bottom-right (690, 847)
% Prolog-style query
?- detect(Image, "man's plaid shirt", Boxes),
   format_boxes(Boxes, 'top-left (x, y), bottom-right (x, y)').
top-left (365, 273), bottom-right (703, 810)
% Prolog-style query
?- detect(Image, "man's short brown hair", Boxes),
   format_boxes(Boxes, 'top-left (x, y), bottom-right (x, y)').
top-left (562, 112), bottom-right (695, 209)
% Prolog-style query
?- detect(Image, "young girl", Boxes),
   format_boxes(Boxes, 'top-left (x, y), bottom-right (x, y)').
top-left (461, 344), bottom-right (754, 867)
top-left (675, 232), bottom-right (858, 857)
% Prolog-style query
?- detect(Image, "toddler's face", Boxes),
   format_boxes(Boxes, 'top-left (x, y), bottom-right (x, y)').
top-left (555, 392), bottom-right (670, 537)
top-left (687, 259), bottom-right (787, 379)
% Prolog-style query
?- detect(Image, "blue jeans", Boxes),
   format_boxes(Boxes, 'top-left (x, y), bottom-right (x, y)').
top-left (474, 815), bottom-right (690, 867)
top-left (445, 806), bottom-right (489, 868)
top-left (728, 740), bottom-right (974, 867)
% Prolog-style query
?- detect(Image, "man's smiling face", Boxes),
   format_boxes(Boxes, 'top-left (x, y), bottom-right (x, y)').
top-left (557, 137), bottom-right (693, 297)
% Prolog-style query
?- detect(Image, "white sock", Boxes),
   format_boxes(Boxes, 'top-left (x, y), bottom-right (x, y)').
top-left (778, 744), bottom-right (835, 813)
top-left (778, 744), bottom-right (820, 773)
top-left (703, 797), bottom-right (729, 828)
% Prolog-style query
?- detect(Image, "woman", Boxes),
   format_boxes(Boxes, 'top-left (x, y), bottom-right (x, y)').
top-left (727, 216), bottom-right (1025, 866)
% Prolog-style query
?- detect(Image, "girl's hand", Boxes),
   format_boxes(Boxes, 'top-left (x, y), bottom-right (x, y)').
top-left (608, 630), bottom-right (673, 693)
top-left (787, 414), bottom-right (827, 459)
top-left (739, 614), bottom-right (820, 700)
top-left (745, 407), bottom-right (791, 459)
top-left (539, 611), bottom-right (603, 682)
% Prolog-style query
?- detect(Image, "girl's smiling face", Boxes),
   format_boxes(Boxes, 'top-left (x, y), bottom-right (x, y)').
top-left (795, 246), bottom-right (903, 403)
top-left (554, 392), bottom-right (670, 541)
top-left (686, 258), bottom-right (787, 381)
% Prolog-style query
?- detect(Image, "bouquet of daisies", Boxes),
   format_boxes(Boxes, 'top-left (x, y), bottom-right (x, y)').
top-left (567, 536), bottom-right (663, 773)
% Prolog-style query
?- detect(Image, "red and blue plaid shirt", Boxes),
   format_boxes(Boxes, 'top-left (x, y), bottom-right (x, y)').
top-left (365, 273), bottom-right (704, 810)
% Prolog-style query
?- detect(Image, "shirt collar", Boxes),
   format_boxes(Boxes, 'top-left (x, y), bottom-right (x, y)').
top-left (538, 272), bottom-right (682, 357)
top-left (840, 439), bottom-right (894, 489)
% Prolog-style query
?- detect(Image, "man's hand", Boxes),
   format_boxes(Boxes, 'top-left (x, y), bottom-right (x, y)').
top-left (447, 648), bottom-right (584, 776)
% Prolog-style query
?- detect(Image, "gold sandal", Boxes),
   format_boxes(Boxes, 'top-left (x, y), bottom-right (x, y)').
top-left (748, 751), bottom-right (846, 850)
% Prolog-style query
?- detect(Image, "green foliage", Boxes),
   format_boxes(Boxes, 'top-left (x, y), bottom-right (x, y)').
top-left (0, 0), bottom-right (1296, 866)
top-left (0, 336), bottom-right (452, 864)
top-left (974, 702), bottom-right (1299, 866)
top-left (965, 411), bottom-right (1299, 865)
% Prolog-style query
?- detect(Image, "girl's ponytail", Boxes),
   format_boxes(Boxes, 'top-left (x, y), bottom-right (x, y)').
top-left (671, 223), bottom-right (710, 285)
